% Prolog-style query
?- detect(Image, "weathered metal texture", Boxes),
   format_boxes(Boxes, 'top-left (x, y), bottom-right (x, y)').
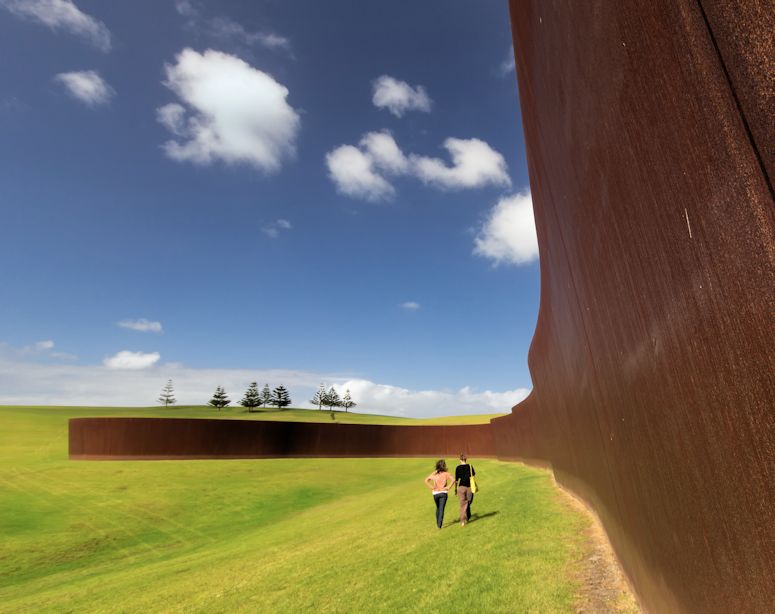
top-left (68, 418), bottom-right (496, 460)
top-left (500, 1), bottom-right (775, 612)
top-left (699, 0), bottom-right (775, 183)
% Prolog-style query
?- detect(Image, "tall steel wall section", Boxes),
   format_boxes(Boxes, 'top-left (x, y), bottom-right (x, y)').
top-left (498, 1), bottom-right (774, 612)
top-left (69, 417), bottom-right (496, 460)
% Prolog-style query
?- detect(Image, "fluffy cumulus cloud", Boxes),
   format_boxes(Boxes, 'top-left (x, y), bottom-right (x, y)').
top-left (54, 70), bottom-right (114, 106)
top-left (372, 75), bottom-right (432, 117)
top-left (326, 131), bottom-right (510, 201)
top-left (412, 138), bottom-right (511, 190)
top-left (474, 190), bottom-right (539, 266)
top-left (360, 131), bottom-right (409, 174)
top-left (0, 0), bottom-right (111, 51)
top-left (103, 351), bottom-right (160, 370)
top-left (118, 319), bottom-right (163, 333)
top-left (157, 48), bottom-right (300, 172)
top-left (326, 143), bottom-right (396, 201)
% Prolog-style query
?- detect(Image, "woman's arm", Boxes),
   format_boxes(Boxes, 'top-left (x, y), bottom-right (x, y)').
top-left (424, 476), bottom-right (435, 490)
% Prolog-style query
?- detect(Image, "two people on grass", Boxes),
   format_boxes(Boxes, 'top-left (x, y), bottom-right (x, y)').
top-left (424, 453), bottom-right (477, 528)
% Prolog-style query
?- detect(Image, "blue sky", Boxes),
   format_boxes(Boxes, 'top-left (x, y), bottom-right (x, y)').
top-left (0, 0), bottom-right (540, 416)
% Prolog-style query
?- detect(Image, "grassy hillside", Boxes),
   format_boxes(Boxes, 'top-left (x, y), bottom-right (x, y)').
top-left (0, 405), bottom-right (503, 425)
top-left (0, 406), bottom-right (588, 613)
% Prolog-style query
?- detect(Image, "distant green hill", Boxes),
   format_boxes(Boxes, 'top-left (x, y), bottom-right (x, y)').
top-left (0, 405), bottom-right (503, 425)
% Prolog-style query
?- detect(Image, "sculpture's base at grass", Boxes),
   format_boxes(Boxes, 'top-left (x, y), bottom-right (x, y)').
top-left (1, 407), bottom-right (585, 612)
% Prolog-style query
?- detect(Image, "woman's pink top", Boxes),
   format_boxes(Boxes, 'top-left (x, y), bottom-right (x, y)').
top-left (427, 471), bottom-right (453, 493)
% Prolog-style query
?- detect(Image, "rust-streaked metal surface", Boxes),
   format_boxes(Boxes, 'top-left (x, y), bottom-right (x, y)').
top-left (68, 417), bottom-right (496, 460)
top-left (699, 0), bottom-right (775, 183)
top-left (498, 1), bottom-right (775, 612)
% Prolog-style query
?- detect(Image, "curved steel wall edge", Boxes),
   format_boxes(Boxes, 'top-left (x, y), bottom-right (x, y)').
top-left (68, 417), bottom-right (497, 460)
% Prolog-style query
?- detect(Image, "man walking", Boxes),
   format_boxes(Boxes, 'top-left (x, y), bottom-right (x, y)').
top-left (455, 453), bottom-right (476, 526)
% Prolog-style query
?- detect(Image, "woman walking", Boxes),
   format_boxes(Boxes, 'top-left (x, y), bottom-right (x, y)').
top-left (424, 459), bottom-right (454, 529)
top-left (455, 453), bottom-right (476, 526)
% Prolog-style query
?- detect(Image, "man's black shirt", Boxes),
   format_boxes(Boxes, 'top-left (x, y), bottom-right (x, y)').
top-left (455, 463), bottom-right (475, 487)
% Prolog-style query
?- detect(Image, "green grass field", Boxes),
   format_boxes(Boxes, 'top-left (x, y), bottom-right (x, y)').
top-left (1, 404), bottom-right (502, 424)
top-left (0, 406), bottom-right (588, 613)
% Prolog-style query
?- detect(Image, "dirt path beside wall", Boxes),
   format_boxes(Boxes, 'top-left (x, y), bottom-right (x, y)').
top-left (554, 477), bottom-right (641, 613)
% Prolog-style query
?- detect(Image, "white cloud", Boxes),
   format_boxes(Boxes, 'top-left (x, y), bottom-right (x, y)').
top-left (118, 319), bottom-right (163, 334)
top-left (0, 355), bottom-right (331, 406)
top-left (0, 0), bottom-right (111, 51)
top-left (372, 76), bottom-right (432, 117)
top-left (156, 103), bottom-right (187, 135)
top-left (474, 190), bottom-right (539, 266)
top-left (174, 0), bottom-right (198, 18)
top-left (174, 3), bottom-right (291, 55)
top-left (498, 47), bottom-right (516, 76)
top-left (207, 17), bottom-right (291, 52)
top-left (104, 351), bottom-right (160, 370)
top-left (412, 138), bottom-right (511, 189)
top-left (325, 132), bottom-right (510, 201)
top-left (0, 351), bottom-right (529, 417)
top-left (262, 218), bottom-right (292, 238)
top-left (329, 379), bottom-right (530, 417)
top-left (54, 70), bottom-right (114, 106)
top-left (326, 144), bottom-right (396, 201)
top-left (401, 302), bottom-right (420, 311)
top-left (157, 48), bottom-right (300, 172)
top-left (3, 339), bottom-right (76, 361)
top-left (360, 131), bottom-right (409, 174)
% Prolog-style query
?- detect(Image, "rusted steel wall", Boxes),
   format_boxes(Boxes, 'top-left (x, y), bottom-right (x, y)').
top-left (501, 1), bottom-right (775, 612)
top-left (69, 417), bottom-right (495, 460)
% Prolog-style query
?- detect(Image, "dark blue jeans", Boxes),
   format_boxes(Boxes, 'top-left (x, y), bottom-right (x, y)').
top-left (433, 493), bottom-right (447, 528)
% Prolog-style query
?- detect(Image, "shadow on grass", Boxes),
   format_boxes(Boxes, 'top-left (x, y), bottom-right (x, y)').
top-left (443, 511), bottom-right (499, 528)
top-left (469, 511), bottom-right (499, 522)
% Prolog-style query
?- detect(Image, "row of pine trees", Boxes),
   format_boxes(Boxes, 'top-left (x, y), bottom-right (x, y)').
top-left (310, 383), bottom-right (357, 412)
top-left (232, 383), bottom-right (291, 412)
top-left (156, 380), bottom-right (357, 413)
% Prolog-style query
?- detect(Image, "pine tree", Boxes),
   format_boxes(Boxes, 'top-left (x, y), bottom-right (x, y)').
top-left (240, 382), bottom-right (261, 412)
top-left (342, 389), bottom-right (356, 412)
top-left (326, 386), bottom-right (341, 412)
top-left (271, 385), bottom-right (291, 409)
top-left (260, 384), bottom-right (272, 408)
top-left (208, 386), bottom-right (230, 410)
top-left (157, 379), bottom-right (176, 407)
top-left (310, 383), bottom-right (326, 410)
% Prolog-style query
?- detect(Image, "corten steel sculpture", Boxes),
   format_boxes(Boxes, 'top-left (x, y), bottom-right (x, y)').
top-left (70, 0), bottom-right (774, 611)
top-left (69, 418), bottom-right (496, 459)
top-left (493, 1), bottom-right (774, 612)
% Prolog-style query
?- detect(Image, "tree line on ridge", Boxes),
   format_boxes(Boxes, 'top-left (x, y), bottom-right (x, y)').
top-left (156, 380), bottom-right (357, 413)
